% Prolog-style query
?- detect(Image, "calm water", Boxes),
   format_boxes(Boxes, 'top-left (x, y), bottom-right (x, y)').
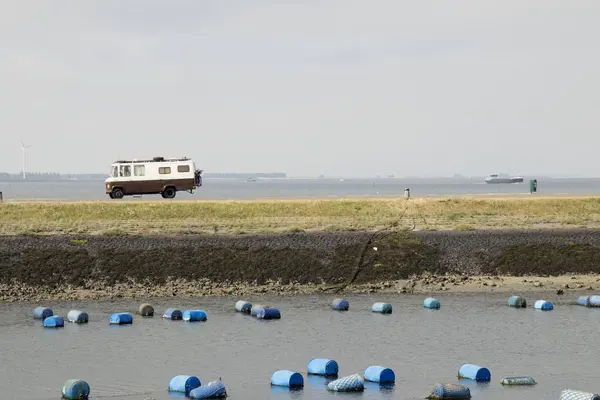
top-left (1, 178), bottom-right (600, 200)
top-left (1, 293), bottom-right (598, 399)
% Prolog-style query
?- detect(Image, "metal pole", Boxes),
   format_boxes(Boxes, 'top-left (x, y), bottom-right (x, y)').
top-left (22, 146), bottom-right (25, 180)
top-left (20, 142), bottom-right (31, 180)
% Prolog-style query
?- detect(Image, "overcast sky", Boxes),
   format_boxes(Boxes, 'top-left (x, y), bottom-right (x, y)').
top-left (1, 1), bottom-right (599, 177)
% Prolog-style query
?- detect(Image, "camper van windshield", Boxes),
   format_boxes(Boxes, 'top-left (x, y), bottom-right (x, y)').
top-left (111, 166), bottom-right (118, 178)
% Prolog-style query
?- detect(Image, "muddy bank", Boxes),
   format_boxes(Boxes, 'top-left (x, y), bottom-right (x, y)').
top-left (2, 229), bottom-right (600, 301)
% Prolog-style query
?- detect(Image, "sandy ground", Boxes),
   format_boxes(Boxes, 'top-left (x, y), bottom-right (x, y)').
top-left (384, 274), bottom-right (600, 294)
top-left (2, 274), bottom-right (599, 302)
top-left (2, 193), bottom-right (600, 204)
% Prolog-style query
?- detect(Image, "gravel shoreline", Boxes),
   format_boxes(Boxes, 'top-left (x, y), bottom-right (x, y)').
top-left (2, 229), bottom-right (600, 302)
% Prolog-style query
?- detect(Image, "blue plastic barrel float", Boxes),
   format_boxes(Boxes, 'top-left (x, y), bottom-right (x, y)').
top-left (33, 306), bottom-right (53, 320)
top-left (307, 358), bottom-right (339, 377)
top-left (457, 364), bottom-right (491, 382)
top-left (372, 302), bottom-right (392, 314)
top-left (108, 312), bottom-right (133, 325)
top-left (427, 383), bottom-right (471, 399)
top-left (424, 297), bottom-right (441, 309)
top-left (61, 379), bottom-right (91, 400)
top-left (364, 366), bottom-right (395, 384)
top-left (250, 304), bottom-right (267, 316)
top-left (332, 298), bottom-right (350, 311)
top-left (508, 295), bottom-right (526, 308)
top-left (235, 300), bottom-right (252, 313)
top-left (43, 316), bottom-right (64, 328)
top-left (270, 370), bottom-right (304, 388)
top-left (256, 308), bottom-right (281, 320)
top-left (67, 310), bottom-right (89, 324)
top-left (327, 374), bottom-right (364, 392)
top-left (189, 379), bottom-right (227, 399)
top-left (183, 310), bottom-right (208, 322)
top-left (578, 296), bottom-right (591, 306)
top-left (589, 295), bottom-right (600, 307)
top-left (500, 376), bottom-right (536, 385)
top-left (163, 308), bottom-right (183, 320)
top-left (168, 375), bottom-right (201, 395)
top-left (534, 300), bottom-right (553, 310)
top-left (138, 303), bottom-right (154, 316)
top-left (559, 389), bottom-right (600, 400)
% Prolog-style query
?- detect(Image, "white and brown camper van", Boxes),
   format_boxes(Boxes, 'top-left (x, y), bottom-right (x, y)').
top-left (105, 157), bottom-right (203, 199)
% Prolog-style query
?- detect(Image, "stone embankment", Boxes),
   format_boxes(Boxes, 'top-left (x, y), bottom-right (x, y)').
top-left (2, 229), bottom-right (600, 301)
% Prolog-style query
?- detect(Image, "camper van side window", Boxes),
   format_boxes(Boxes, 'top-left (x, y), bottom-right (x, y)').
top-left (177, 165), bottom-right (190, 173)
top-left (159, 167), bottom-right (171, 174)
top-left (134, 165), bottom-right (145, 176)
top-left (121, 165), bottom-right (131, 177)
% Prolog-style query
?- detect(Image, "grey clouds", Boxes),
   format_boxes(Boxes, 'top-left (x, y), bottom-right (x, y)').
top-left (1, 1), bottom-right (599, 177)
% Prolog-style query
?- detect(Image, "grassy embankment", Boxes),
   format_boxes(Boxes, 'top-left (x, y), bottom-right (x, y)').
top-left (1, 197), bottom-right (600, 236)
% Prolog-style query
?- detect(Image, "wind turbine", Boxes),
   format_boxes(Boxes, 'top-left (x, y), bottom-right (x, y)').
top-left (20, 141), bottom-right (32, 180)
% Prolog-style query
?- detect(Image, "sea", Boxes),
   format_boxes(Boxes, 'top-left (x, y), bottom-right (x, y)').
top-left (0, 293), bottom-right (597, 399)
top-left (1, 177), bottom-right (600, 201)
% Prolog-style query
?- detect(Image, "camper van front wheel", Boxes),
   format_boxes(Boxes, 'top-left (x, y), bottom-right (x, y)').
top-left (162, 187), bottom-right (176, 199)
top-left (112, 188), bottom-right (124, 199)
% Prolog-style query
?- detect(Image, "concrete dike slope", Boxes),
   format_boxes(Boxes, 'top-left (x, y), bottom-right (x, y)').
top-left (1, 229), bottom-right (600, 301)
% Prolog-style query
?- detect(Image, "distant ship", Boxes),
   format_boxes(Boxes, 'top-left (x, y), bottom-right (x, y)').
top-left (484, 174), bottom-right (524, 184)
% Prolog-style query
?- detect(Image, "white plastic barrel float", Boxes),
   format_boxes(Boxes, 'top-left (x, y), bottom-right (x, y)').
top-left (67, 310), bottom-right (89, 324)
top-left (307, 358), bottom-right (339, 377)
top-left (332, 298), bottom-right (349, 311)
top-left (424, 297), bottom-right (441, 309)
top-left (183, 310), bottom-right (208, 322)
top-left (508, 295), bottom-right (527, 308)
top-left (235, 300), bottom-right (252, 314)
top-left (427, 383), bottom-right (471, 399)
top-left (578, 296), bottom-right (591, 306)
top-left (189, 379), bottom-right (227, 399)
top-left (163, 308), bottom-right (183, 320)
top-left (559, 389), bottom-right (600, 400)
top-left (364, 366), bottom-right (395, 384)
top-left (43, 316), bottom-right (64, 328)
top-left (534, 299), bottom-right (554, 310)
top-left (372, 302), bottom-right (392, 314)
top-left (168, 375), bottom-right (201, 395)
top-left (61, 379), bottom-right (91, 400)
top-left (256, 308), bottom-right (281, 320)
top-left (457, 364), bottom-right (491, 381)
top-left (108, 312), bottom-right (133, 325)
top-left (500, 376), bottom-right (536, 385)
top-left (327, 374), bottom-right (364, 392)
top-left (589, 295), bottom-right (600, 307)
top-left (270, 370), bottom-right (304, 388)
top-left (33, 306), bottom-right (53, 320)
top-left (250, 304), bottom-right (267, 316)
top-left (138, 303), bottom-right (154, 316)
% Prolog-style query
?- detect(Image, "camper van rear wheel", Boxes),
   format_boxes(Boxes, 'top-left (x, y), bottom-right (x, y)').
top-left (112, 188), bottom-right (124, 199)
top-left (163, 187), bottom-right (176, 199)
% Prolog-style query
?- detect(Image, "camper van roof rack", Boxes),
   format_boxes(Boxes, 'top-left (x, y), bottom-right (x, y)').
top-left (112, 157), bottom-right (190, 164)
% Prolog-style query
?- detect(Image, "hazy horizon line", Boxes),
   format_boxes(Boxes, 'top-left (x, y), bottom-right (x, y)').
top-left (2, 171), bottom-right (600, 181)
